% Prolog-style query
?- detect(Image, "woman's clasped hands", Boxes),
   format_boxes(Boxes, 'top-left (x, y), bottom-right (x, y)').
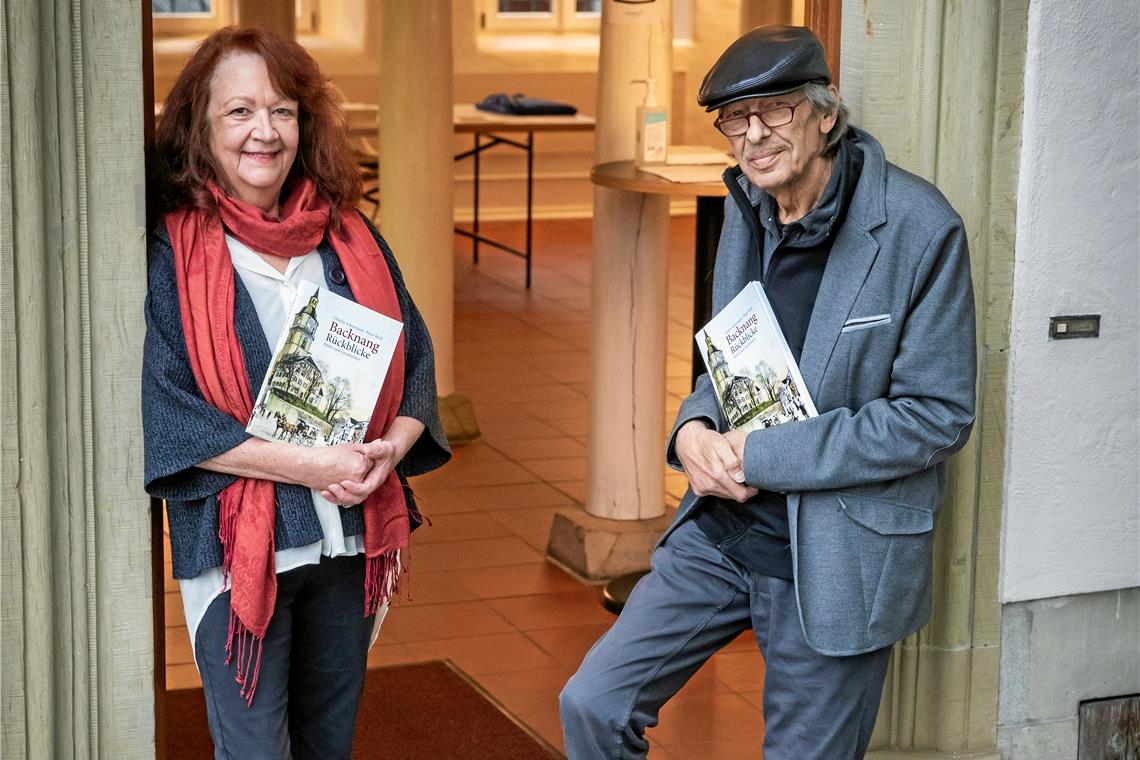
top-left (306, 440), bottom-right (399, 506)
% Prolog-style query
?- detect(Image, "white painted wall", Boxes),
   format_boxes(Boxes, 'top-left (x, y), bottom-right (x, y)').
top-left (1001, 0), bottom-right (1140, 603)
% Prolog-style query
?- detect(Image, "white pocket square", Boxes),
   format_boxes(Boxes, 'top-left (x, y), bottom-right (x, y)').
top-left (841, 314), bottom-right (892, 333)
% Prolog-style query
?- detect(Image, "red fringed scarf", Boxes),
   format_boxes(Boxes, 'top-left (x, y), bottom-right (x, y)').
top-left (167, 179), bottom-right (407, 705)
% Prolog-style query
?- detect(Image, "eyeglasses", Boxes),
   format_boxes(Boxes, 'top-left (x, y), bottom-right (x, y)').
top-left (713, 98), bottom-right (807, 137)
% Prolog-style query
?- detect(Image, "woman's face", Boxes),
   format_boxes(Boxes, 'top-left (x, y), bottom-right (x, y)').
top-left (207, 52), bottom-right (299, 215)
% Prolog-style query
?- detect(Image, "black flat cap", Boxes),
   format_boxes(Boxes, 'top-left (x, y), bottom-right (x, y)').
top-left (698, 25), bottom-right (831, 112)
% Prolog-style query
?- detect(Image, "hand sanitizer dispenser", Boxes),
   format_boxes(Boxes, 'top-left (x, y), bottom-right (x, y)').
top-left (633, 78), bottom-right (667, 167)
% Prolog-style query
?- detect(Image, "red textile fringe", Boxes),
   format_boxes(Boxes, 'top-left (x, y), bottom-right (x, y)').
top-left (365, 550), bottom-right (402, 617)
top-left (225, 607), bottom-right (264, 708)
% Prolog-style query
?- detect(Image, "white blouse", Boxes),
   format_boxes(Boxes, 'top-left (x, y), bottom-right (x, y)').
top-left (179, 235), bottom-right (387, 657)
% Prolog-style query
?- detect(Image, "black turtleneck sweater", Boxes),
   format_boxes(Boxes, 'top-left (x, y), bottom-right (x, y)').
top-left (693, 136), bottom-right (863, 580)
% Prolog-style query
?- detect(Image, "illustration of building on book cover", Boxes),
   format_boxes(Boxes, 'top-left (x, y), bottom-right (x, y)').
top-left (695, 281), bottom-right (818, 433)
top-left (247, 281), bottom-right (403, 447)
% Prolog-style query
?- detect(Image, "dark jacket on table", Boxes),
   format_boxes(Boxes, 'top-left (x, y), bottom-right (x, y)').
top-left (142, 211), bottom-right (451, 580)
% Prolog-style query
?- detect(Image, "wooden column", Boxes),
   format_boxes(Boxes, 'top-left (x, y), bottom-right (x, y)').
top-left (547, 0), bottom-right (675, 581)
top-left (839, 0), bottom-right (1027, 756)
top-left (586, 0), bottom-right (674, 523)
top-left (1, 0), bottom-right (153, 757)
top-left (378, 0), bottom-right (477, 440)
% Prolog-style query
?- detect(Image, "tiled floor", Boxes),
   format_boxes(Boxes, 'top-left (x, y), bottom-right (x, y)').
top-left (163, 216), bottom-right (767, 758)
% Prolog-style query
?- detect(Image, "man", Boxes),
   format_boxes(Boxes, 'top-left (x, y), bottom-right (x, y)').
top-left (561, 25), bottom-right (976, 759)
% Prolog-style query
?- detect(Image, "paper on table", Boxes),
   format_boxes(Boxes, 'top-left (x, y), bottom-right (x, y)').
top-left (666, 145), bottom-right (732, 165)
top-left (638, 164), bottom-right (729, 183)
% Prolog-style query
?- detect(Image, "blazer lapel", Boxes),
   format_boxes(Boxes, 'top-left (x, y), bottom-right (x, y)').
top-left (797, 224), bottom-right (879, 399)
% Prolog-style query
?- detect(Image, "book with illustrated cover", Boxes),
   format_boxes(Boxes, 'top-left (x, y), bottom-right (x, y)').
top-left (247, 280), bottom-right (403, 447)
top-left (695, 281), bottom-right (818, 432)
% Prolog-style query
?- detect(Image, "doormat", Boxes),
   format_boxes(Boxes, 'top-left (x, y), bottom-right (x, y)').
top-left (164, 659), bottom-right (562, 759)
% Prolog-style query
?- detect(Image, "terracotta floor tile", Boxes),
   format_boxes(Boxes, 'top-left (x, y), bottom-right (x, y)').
top-left (523, 623), bottom-right (613, 668)
top-left (488, 506), bottom-right (563, 538)
top-left (525, 351), bottom-right (590, 372)
top-left (536, 363), bottom-right (592, 385)
top-left (415, 458), bottom-right (538, 488)
top-left (723, 629), bottom-right (759, 652)
top-left (382, 600), bottom-right (514, 643)
top-left (457, 482), bottom-right (576, 511)
top-left (737, 690), bottom-right (764, 710)
top-left (514, 703), bottom-right (568, 753)
top-left (396, 569), bottom-right (480, 606)
top-left (537, 321), bottom-right (591, 341)
top-left (469, 416), bottom-right (567, 442)
top-left (647, 739), bottom-right (681, 759)
top-left (655, 737), bottom-right (765, 760)
top-left (409, 511), bottom-right (513, 544)
top-left (651, 691), bottom-right (764, 745)
top-left (365, 642), bottom-right (418, 668)
top-left (494, 384), bottom-right (586, 405)
top-left (489, 437), bottom-right (588, 461)
top-left (665, 472), bottom-right (691, 501)
top-left (519, 456), bottom-right (589, 483)
top-left (405, 632), bottom-right (559, 676)
top-left (489, 593), bottom-right (613, 631)
top-left (667, 375), bottom-right (695, 396)
top-left (518, 399), bottom-right (590, 421)
top-left (442, 439), bottom-right (517, 466)
top-left (165, 590), bottom-right (185, 627)
top-left (517, 529), bottom-right (554, 553)
top-left (475, 666), bottom-right (576, 718)
top-left (548, 480), bottom-right (588, 503)
top-left (165, 625), bottom-right (194, 667)
top-left (166, 663), bottom-right (202, 690)
top-left (707, 649), bottom-right (766, 694)
top-left (407, 536), bottom-right (543, 571)
top-left (408, 486), bottom-right (477, 516)
top-left (544, 416), bottom-right (590, 437)
top-left (675, 660), bottom-right (737, 697)
top-left (458, 561), bottom-right (585, 599)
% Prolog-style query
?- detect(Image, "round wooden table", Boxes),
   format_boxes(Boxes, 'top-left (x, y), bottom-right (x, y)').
top-left (591, 160), bottom-right (730, 389)
top-left (589, 160), bottom-right (731, 611)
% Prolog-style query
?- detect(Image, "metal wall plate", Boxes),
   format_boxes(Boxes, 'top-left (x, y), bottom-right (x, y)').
top-left (1049, 314), bottom-right (1101, 339)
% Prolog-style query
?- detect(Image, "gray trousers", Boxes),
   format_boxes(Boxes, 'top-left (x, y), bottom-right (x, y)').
top-left (194, 554), bottom-right (375, 760)
top-left (560, 520), bottom-right (891, 759)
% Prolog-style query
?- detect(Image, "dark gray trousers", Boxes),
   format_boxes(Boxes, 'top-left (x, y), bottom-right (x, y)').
top-left (193, 554), bottom-right (375, 760)
top-left (560, 520), bottom-right (891, 759)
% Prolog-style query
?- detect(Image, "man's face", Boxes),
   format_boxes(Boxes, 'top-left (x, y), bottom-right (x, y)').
top-left (718, 90), bottom-right (837, 196)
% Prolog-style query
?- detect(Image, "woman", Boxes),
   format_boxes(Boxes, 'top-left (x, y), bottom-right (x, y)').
top-left (143, 26), bottom-right (449, 758)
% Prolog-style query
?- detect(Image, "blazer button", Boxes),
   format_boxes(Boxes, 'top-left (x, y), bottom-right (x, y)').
top-left (330, 267), bottom-right (347, 285)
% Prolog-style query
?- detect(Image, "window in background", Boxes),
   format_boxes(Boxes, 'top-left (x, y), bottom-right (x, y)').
top-left (484, 0), bottom-right (601, 32)
top-left (153, 0), bottom-right (321, 37)
top-left (153, 0), bottom-right (231, 35)
top-left (153, 0), bottom-right (210, 12)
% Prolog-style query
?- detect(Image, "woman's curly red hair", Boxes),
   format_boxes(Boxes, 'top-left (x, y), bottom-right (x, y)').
top-left (151, 26), bottom-right (360, 219)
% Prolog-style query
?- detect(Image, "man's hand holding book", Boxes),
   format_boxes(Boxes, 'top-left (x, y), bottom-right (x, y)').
top-left (675, 420), bottom-right (758, 503)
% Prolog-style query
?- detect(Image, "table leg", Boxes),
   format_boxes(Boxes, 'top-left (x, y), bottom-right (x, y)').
top-left (525, 131), bottom-right (534, 289)
top-left (472, 133), bottom-right (480, 263)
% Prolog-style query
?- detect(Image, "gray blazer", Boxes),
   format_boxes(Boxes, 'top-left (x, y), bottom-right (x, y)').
top-left (664, 128), bottom-right (977, 656)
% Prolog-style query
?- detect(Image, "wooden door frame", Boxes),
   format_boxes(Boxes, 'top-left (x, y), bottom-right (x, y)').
top-left (804, 0), bottom-right (842, 88)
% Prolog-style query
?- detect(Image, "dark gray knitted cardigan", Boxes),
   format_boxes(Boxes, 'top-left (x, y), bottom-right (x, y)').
top-left (142, 212), bottom-right (451, 580)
